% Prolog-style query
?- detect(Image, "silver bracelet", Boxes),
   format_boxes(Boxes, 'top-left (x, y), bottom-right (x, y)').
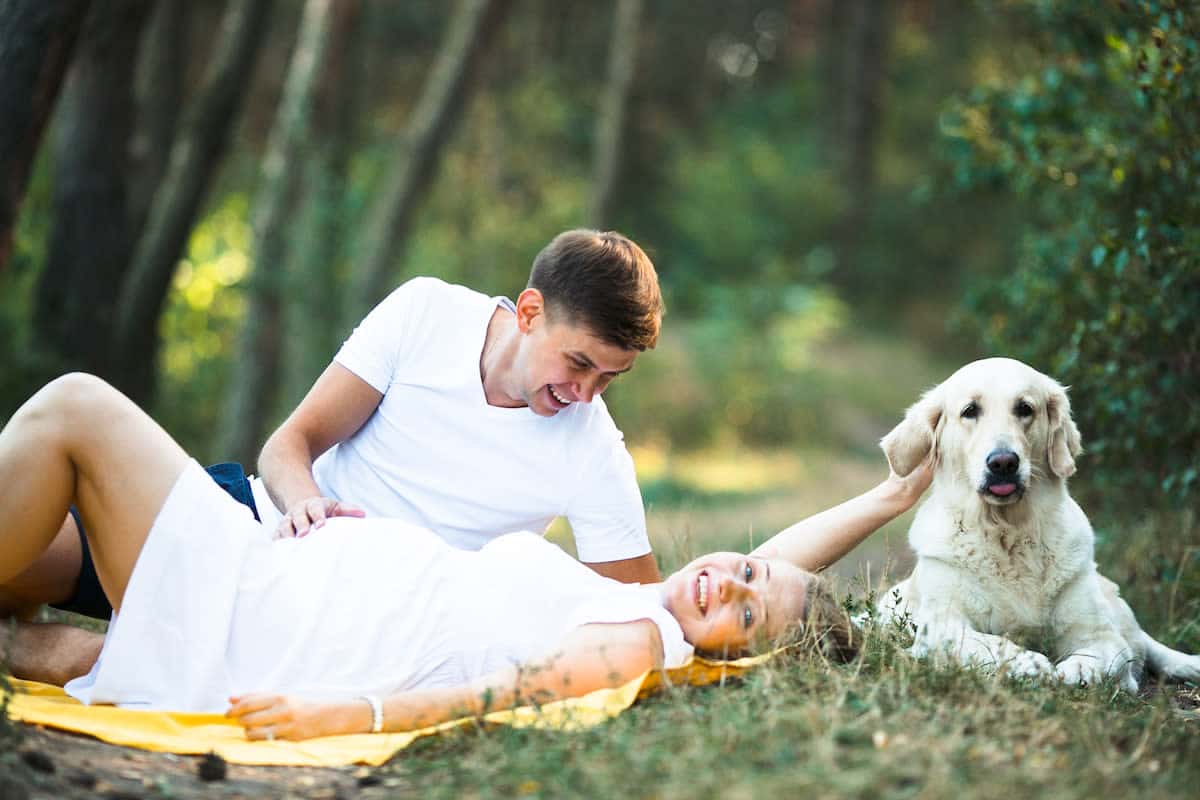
top-left (360, 694), bottom-right (383, 733)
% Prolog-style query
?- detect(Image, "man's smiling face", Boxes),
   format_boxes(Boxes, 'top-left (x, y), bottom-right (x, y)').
top-left (514, 298), bottom-right (638, 416)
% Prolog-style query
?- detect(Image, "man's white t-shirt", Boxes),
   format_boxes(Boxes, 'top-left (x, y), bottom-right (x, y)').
top-left (250, 276), bottom-right (650, 563)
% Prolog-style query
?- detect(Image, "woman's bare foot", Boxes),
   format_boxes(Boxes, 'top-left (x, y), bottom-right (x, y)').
top-left (1, 620), bottom-right (104, 686)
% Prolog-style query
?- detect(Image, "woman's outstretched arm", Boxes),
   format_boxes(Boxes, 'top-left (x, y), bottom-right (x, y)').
top-left (748, 456), bottom-right (933, 572)
top-left (226, 619), bottom-right (663, 740)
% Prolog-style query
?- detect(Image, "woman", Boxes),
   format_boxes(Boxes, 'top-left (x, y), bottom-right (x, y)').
top-left (0, 375), bottom-right (930, 741)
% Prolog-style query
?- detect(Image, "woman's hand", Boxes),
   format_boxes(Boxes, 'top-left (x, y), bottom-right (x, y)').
top-left (885, 453), bottom-right (935, 511)
top-left (226, 693), bottom-right (359, 741)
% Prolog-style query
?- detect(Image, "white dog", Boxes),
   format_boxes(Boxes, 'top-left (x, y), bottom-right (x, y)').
top-left (877, 357), bottom-right (1199, 691)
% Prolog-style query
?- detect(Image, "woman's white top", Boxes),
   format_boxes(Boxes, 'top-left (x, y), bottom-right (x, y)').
top-left (66, 462), bottom-right (692, 712)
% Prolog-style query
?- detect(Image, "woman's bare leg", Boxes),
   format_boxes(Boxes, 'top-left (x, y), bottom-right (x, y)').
top-left (0, 514), bottom-right (105, 685)
top-left (0, 514), bottom-right (82, 617)
top-left (0, 373), bottom-right (189, 613)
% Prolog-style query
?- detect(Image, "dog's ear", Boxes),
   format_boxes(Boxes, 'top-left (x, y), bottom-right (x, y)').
top-left (1046, 381), bottom-right (1083, 478)
top-left (881, 388), bottom-right (943, 477)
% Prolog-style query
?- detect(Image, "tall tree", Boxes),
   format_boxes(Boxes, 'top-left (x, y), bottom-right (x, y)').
top-left (219, 0), bottom-right (340, 467)
top-left (0, 0), bottom-right (91, 272)
top-left (834, 0), bottom-right (893, 289)
top-left (820, 0), bottom-right (851, 163)
top-left (112, 0), bottom-right (274, 406)
top-left (282, 0), bottom-right (363, 409)
top-left (347, 0), bottom-right (513, 325)
top-left (32, 1), bottom-right (152, 375)
top-left (128, 0), bottom-right (190, 243)
top-left (589, 0), bottom-right (643, 229)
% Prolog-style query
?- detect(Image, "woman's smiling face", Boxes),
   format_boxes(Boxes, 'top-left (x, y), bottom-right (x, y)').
top-left (662, 552), bottom-right (810, 655)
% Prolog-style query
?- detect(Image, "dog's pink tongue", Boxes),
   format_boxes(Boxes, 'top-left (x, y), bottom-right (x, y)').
top-left (989, 483), bottom-right (1017, 496)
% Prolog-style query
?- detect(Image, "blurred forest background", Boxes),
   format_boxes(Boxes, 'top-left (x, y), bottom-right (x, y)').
top-left (1, 0), bottom-right (1196, 578)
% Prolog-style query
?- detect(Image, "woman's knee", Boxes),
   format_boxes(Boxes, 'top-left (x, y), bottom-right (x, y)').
top-left (9, 374), bottom-right (122, 449)
top-left (47, 372), bottom-right (118, 404)
top-left (33, 373), bottom-right (123, 423)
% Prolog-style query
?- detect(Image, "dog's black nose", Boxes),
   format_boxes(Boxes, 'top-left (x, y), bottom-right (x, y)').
top-left (986, 449), bottom-right (1020, 477)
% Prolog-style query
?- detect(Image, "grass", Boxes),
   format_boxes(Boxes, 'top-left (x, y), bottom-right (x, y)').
top-left (371, 621), bottom-right (1200, 799)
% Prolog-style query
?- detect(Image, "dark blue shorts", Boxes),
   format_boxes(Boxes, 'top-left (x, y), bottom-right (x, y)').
top-left (50, 462), bottom-right (260, 620)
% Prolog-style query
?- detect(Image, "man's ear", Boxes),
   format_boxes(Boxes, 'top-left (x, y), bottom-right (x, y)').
top-left (881, 387), bottom-right (943, 477)
top-left (1046, 381), bottom-right (1083, 478)
top-left (514, 288), bottom-right (546, 334)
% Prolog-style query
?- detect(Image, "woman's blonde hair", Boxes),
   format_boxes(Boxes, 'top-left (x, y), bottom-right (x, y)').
top-left (788, 574), bottom-right (861, 662)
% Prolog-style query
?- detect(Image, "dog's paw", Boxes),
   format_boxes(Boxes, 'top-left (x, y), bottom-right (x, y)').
top-left (1055, 654), bottom-right (1105, 687)
top-left (1005, 650), bottom-right (1055, 679)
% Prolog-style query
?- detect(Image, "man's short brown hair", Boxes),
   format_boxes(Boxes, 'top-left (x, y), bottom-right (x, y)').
top-left (528, 229), bottom-right (663, 351)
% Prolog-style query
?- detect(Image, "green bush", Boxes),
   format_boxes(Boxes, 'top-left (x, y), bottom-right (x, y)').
top-left (944, 0), bottom-right (1200, 509)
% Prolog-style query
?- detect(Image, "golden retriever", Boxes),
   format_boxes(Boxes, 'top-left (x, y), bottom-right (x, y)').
top-left (877, 357), bottom-right (1199, 690)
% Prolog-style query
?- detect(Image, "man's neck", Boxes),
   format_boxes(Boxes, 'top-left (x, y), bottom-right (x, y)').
top-left (479, 306), bottom-right (525, 408)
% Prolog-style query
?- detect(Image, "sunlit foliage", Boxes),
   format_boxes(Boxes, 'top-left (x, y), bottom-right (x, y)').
top-left (155, 195), bottom-right (252, 460)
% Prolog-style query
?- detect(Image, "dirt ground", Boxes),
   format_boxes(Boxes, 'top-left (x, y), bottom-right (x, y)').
top-left (0, 724), bottom-right (400, 800)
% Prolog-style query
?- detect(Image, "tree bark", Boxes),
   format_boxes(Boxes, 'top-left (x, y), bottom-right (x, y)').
top-left (219, 0), bottom-right (339, 466)
top-left (834, 0), bottom-right (892, 289)
top-left (0, 0), bottom-right (91, 272)
top-left (821, 0), bottom-right (851, 163)
top-left (32, 1), bottom-right (152, 376)
top-left (282, 0), bottom-right (362, 410)
top-left (128, 0), bottom-right (190, 243)
top-left (112, 0), bottom-right (275, 406)
top-left (589, 0), bottom-right (642, 229)
top-left (347, 0), bottom-right (513, 325)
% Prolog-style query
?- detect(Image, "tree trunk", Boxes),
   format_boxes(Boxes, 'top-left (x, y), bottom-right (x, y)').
top-left (589, 0), bottom-right (642, 229)
top-left (821, 0), bottom-right (851, 163)
top-left (112, 0), bottom-right (274, 406)
top-left (834, 0), bottom-right (892, 290)
top-left (219, 0), bottom-right (339, 467)
top-left (282, 0), bottom-right (362, 410)
top-left (347, 0), bottom-right (513, 325)
top-left (0, 0), bottom-right (91, 272)
top-left (32, 1), bottom-right (152, 376)
top-left (128, 0), bottom-right (190, 243)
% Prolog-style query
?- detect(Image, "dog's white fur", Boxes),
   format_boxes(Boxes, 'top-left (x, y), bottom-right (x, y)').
top-left (878, 357), bottom-right (1199, 690)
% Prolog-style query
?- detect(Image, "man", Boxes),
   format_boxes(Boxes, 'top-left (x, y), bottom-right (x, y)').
top-left (1, 229), bottom-right (663, 684)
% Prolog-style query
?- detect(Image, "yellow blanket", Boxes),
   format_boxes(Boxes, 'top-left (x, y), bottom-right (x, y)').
top-left (4, 653), bottom-right (768, 767)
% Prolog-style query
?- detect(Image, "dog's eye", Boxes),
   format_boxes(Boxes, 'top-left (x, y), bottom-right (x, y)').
top-left (961, 402), bottom-right (979, 420)
top-left (1015, 400), bottom-right (1034, 418)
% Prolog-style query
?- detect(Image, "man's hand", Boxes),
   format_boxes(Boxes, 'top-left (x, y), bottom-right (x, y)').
top-left (227, 693), bottom-right (357, 741)
top-left (275, 496), bottom-right (365, 539)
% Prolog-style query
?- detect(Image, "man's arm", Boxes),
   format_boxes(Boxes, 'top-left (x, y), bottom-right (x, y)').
top-left (585, 552), bottom-right (661, 584)
top-left (257, 363), bottom-right (383, 537)
top-left (227, 619), bottom-right (663, 739)
top-left (749, 457), bottom-right (934, 571)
